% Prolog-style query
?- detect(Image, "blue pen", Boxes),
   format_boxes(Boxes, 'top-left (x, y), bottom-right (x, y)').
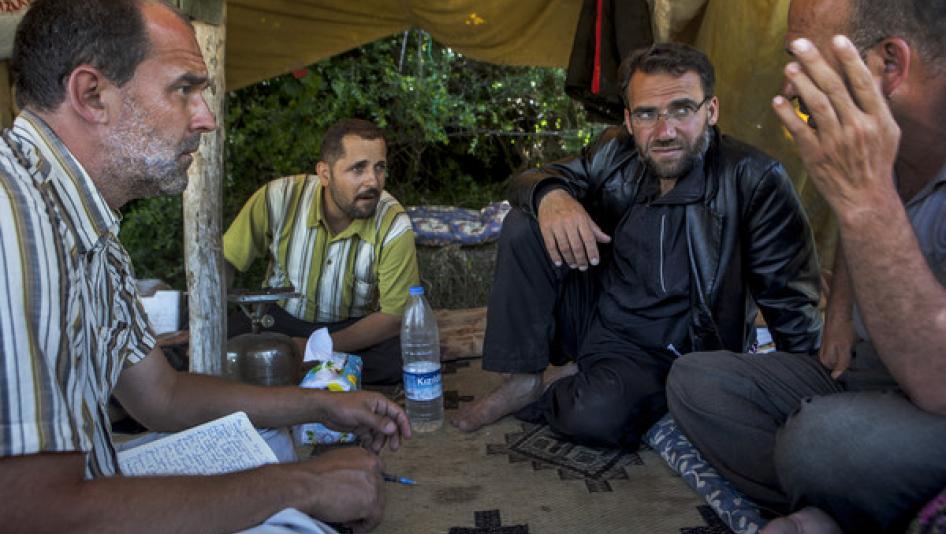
top-left (382, 472), bottom-right (416, 485)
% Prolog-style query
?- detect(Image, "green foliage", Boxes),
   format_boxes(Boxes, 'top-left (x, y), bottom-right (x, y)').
top-left (120, 195), bottom-right (186, 284)
top-left (121, 31), bottom-right (602, 289)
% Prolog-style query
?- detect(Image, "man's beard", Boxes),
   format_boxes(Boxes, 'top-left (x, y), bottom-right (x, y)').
top-left (640, 124), bottom-right (713, 179)
top-left (101, 93), bottom-right (201, 200)
top-left (328, 175), bottom-right (380, 220)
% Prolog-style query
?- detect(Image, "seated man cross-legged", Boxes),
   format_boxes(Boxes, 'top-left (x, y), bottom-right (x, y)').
top-left (452, 43), bottom-right (823, 449)
top-left (224, 119), bottom-right (420, 385)
top-left (667, 0), bottom-right (946, 531)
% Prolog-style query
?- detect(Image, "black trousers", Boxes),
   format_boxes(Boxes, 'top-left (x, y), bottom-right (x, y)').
top-left (484, 209), bottom-right (678, 449)
top-left (228, 304), bottom-right (402, 385)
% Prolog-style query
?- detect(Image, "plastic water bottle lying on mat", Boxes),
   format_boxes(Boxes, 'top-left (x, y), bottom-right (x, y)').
top-left (294, 329), bottom-right (363, 445)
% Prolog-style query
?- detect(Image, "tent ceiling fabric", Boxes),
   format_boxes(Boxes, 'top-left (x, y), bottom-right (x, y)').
top-left (227, 0), bottom-right (583, 90)
top-left (0, 0), bottom-right (704, 92)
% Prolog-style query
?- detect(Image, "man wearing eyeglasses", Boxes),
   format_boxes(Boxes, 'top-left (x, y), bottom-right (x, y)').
top-left (452, 42), bottom-right (822, 448)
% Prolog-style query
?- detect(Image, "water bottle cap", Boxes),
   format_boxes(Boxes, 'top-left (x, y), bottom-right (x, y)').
top-left (409, 286), bottom-right (424, 296)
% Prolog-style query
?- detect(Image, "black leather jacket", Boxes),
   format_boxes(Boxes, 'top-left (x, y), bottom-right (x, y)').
top-left (510, 126), bottom-right (822, 354)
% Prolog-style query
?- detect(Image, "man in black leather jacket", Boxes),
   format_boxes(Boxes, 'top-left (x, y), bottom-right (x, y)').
top-left (451, 43), bottom-right (822, 448)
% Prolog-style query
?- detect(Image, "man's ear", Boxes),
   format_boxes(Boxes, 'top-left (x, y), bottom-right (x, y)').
top-left (63, 65), bottom-right (114, 125)
top-left (706, 96), bottom-right (720, 126)
top-left (623, 108), bottom-right (634, 136)
top-left (316, 161), bottom-right (330, 186)
top-left (875, 37), bottom-right (911, 98)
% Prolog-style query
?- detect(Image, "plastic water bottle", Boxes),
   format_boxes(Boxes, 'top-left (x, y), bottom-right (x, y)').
top-left (401, 286), bottom-right (443, 432)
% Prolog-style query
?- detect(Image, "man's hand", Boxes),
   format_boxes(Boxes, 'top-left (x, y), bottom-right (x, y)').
top-left (318, 391), bottom-right (412, 453)
top-left (536, 189), bottom-right (611, 270)
top-left (772, 36), bottom-right (900, 215)
top-left (329, 312), bottom-right (401, 354)
top-left (819, 249), bottom-right (856, 379)
top-left (819, 306), bottom-right (854, 379)
top-left (293, 447), bottom-right (385, 533)
top-left (0, 449), bottom-right (383, 533)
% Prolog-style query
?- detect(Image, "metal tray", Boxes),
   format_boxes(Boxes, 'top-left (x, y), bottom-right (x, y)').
top-left (227, 287), bottom-right (303, 304)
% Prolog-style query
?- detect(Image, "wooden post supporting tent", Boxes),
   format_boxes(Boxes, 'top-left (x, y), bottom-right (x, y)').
top-left (0, 61), bottom-right (14, 128)
top-left (181, 0), bottom-right (227, 374)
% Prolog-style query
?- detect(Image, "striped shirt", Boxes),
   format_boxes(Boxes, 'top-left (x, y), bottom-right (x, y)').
top-left (224, 175), bottom-right (419, 323)
top-left (0, 111), bottom-right (156, 479)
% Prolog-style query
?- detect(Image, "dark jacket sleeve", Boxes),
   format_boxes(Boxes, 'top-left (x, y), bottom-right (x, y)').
top-left (507, 127), bottom-right (628, 217)
top-left (743, 162), bottom-right (823, 353)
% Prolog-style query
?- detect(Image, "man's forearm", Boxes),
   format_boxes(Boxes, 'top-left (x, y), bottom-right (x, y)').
top-left (160, 372), bottom-right (342, 430)
top-left (330, 311), bottom-right (401, 353)
top-left (2, 454), bottom-right (314, 534)
top-left (839, 195), bottom-right (946, 413)
top-left (115, 349), bottom-right (339, 432)
top-left (115, 346), bottom-right (410, 455)
top-left (825, 242), bottom-right (854, 325)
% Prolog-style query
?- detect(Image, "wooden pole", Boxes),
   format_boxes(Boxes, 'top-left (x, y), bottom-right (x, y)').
top-left (0, 61), bottom-right (14, 129)
top-left (183, 2), bottom-right (227, 374)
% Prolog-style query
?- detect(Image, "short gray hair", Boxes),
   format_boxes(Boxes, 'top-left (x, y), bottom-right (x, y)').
top-left (849, 0), bottom-right (946, 68)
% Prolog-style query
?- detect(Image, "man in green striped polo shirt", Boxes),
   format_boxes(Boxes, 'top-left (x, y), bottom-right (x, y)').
top-left (224, 119), bottom-right (420, 385)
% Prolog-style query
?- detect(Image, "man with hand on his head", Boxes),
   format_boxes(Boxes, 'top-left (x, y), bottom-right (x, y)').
top-left (667, 1), bottom-right (946, 531)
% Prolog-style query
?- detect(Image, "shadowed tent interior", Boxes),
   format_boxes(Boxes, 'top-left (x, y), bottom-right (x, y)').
top-left (0, 2), bottom-right (854, 532)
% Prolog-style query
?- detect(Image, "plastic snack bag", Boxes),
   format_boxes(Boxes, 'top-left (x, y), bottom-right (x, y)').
top-left (294, 328), bottom-right (363, 445)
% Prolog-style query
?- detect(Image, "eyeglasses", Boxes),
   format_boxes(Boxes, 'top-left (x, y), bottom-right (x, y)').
top-left (629, 96), bottom-right (711, 128)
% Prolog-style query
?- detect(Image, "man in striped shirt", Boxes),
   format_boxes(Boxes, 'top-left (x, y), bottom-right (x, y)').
top-left (224, 119), bottom-right (420, 385)
top-left (0, 1), bottom-right (410, 532)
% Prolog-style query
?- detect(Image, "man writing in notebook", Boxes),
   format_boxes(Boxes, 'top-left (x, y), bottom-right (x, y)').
top-left (0, 1), bottom-right (409, 532)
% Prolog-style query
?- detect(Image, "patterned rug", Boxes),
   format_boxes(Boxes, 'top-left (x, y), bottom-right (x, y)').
top-left (486, 423), bottom-right (644, 493)
top-left (353, 359), bottom-right (722, 534)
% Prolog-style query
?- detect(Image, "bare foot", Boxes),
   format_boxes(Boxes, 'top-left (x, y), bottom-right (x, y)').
top-left (450, 372), bottom-right (543, 432)
top-left (762, 507), bottom-right (843, 534)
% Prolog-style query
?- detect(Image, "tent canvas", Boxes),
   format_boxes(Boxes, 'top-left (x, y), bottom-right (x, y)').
top-left (227, 0), bottom-right (583, 90)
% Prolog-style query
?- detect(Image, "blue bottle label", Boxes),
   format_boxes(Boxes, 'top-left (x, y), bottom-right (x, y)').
top-left (403, 367), bottom-right (442, 401)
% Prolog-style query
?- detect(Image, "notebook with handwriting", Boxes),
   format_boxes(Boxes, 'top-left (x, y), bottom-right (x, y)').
top-left (117, 411), bottom-right (278, 476)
